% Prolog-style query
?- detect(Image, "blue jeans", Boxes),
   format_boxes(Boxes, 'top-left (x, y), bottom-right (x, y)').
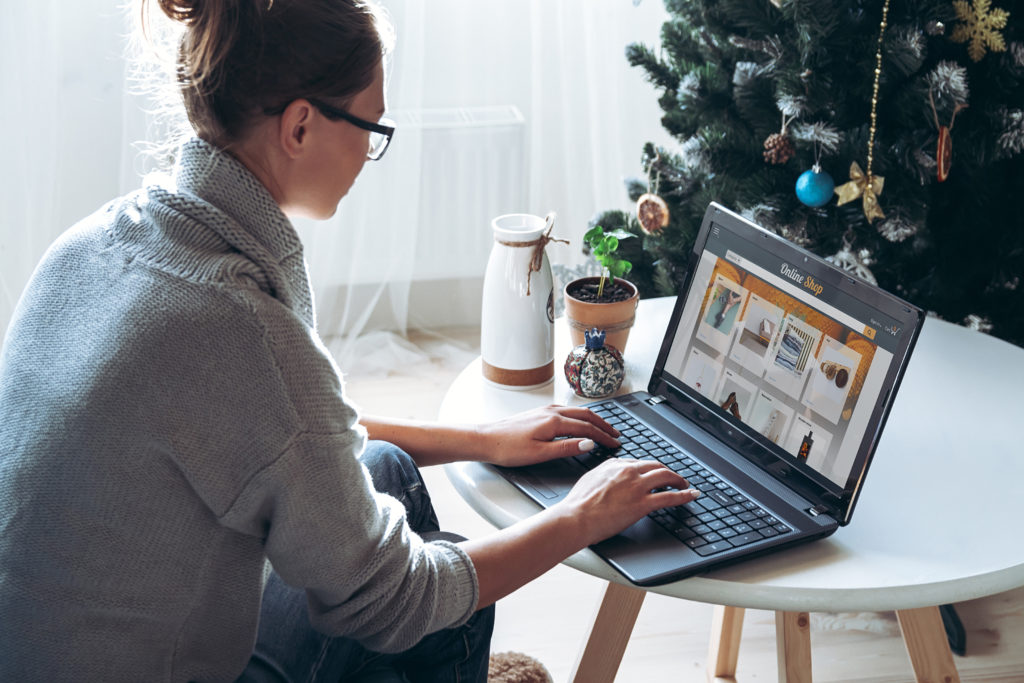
top-left (237, 441), bottom-right (495, 683)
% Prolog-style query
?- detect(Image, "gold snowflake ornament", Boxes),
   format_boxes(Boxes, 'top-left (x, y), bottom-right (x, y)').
top-left (951, 0), bottom-right (1010, 62)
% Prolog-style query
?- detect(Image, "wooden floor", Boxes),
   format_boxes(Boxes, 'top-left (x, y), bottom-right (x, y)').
top-left (343, 327), bottom-right (1024, 683)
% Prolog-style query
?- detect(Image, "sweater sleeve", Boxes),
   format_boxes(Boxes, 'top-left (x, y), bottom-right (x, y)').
top-left (175, 288), bottom-right (479, 652)
top-left (219, 433), bottom-right (479, 652)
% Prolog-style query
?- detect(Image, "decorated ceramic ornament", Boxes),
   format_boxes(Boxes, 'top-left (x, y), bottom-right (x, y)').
top-left (564, 328), bottom-right (625, 398)
top-left (795, 164), bottom-right (835, 207)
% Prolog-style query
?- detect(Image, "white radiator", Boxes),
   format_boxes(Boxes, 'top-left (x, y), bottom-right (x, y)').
top-left (299, 105), bottom-right (527, 333)
top-left (401, 105), bottom-right (527, 281)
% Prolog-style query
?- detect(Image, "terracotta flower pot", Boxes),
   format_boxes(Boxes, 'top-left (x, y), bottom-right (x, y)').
top-left (563, 277), bottom-right (639, 354)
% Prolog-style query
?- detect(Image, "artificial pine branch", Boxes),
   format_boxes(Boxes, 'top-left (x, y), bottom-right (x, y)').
top-left (998, 107), bottom-right (1024, 155)
top-left (625, 43), bottom-right (678, 92)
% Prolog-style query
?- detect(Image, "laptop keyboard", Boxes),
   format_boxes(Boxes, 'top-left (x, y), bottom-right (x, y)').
top-left (584, 402), bottom-right (792, 557)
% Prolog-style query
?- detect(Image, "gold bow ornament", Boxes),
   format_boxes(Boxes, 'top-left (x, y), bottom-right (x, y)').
top-left (835, 162), bottom-right (885, 222)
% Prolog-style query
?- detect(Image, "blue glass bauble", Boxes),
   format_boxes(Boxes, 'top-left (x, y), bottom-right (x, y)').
top-left (795, 167), bottom-right (835, 208)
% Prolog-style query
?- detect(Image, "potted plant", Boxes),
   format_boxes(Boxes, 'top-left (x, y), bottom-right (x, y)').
top-left (564, 225), bottom-right (640, 354)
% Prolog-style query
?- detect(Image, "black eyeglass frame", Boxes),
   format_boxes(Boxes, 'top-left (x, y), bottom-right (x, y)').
top-left (264, 99), bottom-right (395, 160)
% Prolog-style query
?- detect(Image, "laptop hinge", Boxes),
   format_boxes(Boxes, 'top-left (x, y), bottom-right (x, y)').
top-left (646, 394), bottom-right (667, 405)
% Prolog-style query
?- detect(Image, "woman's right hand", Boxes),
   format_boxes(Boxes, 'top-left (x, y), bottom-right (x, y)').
top-left (553, 458), bottom-right (701, 547)
top-left (464, 458), bottom-right (702, 608)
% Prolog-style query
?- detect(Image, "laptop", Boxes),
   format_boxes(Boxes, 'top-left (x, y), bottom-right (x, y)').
top-left (496, 202), bottom-right (925, 586)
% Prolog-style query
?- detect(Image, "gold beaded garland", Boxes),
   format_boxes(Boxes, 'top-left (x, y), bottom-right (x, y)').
top-left (835, 0), bottom-right (889, 222)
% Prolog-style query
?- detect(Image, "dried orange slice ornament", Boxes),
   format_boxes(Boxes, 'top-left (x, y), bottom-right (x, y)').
top-left (636, 193), bottom-right (669, 235)
top-left (928, 86), bottom-right (967, 184)
top-left (936, 126), bottom-right (952, 182)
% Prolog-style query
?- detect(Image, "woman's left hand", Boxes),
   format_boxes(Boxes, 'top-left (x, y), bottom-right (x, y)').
top-left (477, 404), bottom-right (621, 467)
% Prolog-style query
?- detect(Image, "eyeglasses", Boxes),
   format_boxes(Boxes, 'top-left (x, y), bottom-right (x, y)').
top-left (308, 99), bottom-right (395, 161)
top-left (263, 99), bottom-right (395, 161)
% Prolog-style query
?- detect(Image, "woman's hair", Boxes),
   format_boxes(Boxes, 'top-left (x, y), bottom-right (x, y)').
top-left (140, 0), bottom-right (394, 148)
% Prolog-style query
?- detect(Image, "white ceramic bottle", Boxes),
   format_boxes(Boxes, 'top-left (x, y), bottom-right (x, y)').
top-left (480, 213), bottom-right (557, 389)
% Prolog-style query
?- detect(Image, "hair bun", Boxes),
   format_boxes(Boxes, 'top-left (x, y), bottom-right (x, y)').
top-left (155, 0), bottom-right (270, 24)
top-left (156, 0), bottom-right (202, 23)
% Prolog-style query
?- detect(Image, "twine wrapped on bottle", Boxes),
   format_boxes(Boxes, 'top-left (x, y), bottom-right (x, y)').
top-left (481, 213), bottom-right (567, 389)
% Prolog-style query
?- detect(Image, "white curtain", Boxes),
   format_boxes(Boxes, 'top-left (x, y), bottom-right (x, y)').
top-left (0, 0), bottom-right (672, 377)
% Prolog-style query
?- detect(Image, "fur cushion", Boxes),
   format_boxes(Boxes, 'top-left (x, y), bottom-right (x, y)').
top-left (487, 651), bottom-right (553, 683)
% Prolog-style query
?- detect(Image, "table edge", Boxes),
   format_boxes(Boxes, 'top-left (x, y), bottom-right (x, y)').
top-left (444, 461), bottom-right (1024, 612)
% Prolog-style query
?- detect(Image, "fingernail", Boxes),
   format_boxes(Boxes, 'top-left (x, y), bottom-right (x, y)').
top-left (688, 488), bottom-right (702, 497)
top-left (578, 439), bottom-right (595, 452)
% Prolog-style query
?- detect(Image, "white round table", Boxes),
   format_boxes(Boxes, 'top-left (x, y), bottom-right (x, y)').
top-left (441, 297), bottom-right (1024, 682)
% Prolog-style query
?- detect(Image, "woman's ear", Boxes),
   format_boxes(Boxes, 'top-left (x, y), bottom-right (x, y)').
top-left (278, 100), bottom-right (315, 158)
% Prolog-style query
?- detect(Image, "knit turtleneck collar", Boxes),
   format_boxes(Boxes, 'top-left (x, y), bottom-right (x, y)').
top-left (155, 138), bottom-right (315, 327)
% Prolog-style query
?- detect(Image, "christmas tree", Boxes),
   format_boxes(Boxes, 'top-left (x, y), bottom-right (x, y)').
top-left (596, 0), bottom-right (1024, 345)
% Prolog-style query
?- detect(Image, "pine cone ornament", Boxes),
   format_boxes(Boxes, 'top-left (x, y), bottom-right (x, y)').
top-left (636, 193), bottom-right (670, 234)
top-left (763, 133), bottom-right (795, 165)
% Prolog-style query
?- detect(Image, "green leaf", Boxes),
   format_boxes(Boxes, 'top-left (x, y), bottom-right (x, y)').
top-left (583, 226), bottom-right (605, 245)
top-left (609, 260), bottom-right (633, 279)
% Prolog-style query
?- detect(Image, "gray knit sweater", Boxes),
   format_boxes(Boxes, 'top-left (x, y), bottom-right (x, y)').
top-left (0, 138), bottom-right (478, 682)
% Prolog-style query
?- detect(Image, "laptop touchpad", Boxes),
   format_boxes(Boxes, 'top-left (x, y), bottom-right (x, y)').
top-left (507, 460), bottom-right (580, 501)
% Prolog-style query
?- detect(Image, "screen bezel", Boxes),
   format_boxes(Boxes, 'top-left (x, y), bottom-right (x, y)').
top-left (648, 203), bottom-right (925, 524)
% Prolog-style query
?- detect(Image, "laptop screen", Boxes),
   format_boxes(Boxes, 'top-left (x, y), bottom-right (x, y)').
top-left (653, 204), bottom-right (923, 520)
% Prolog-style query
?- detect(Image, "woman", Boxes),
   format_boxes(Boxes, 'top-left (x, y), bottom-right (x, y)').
top-left (0, 1), bottom-right (699, 681)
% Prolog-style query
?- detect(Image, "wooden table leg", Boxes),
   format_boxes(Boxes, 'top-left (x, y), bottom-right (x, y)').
top-left (775, 611), bottom-right (812, 683)
top-left (570, 581), bottom-right (646, 683)
top-left (896, 606), bottom-right (961, 683)
top-left (707, 605), bottom-right (745, 683)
